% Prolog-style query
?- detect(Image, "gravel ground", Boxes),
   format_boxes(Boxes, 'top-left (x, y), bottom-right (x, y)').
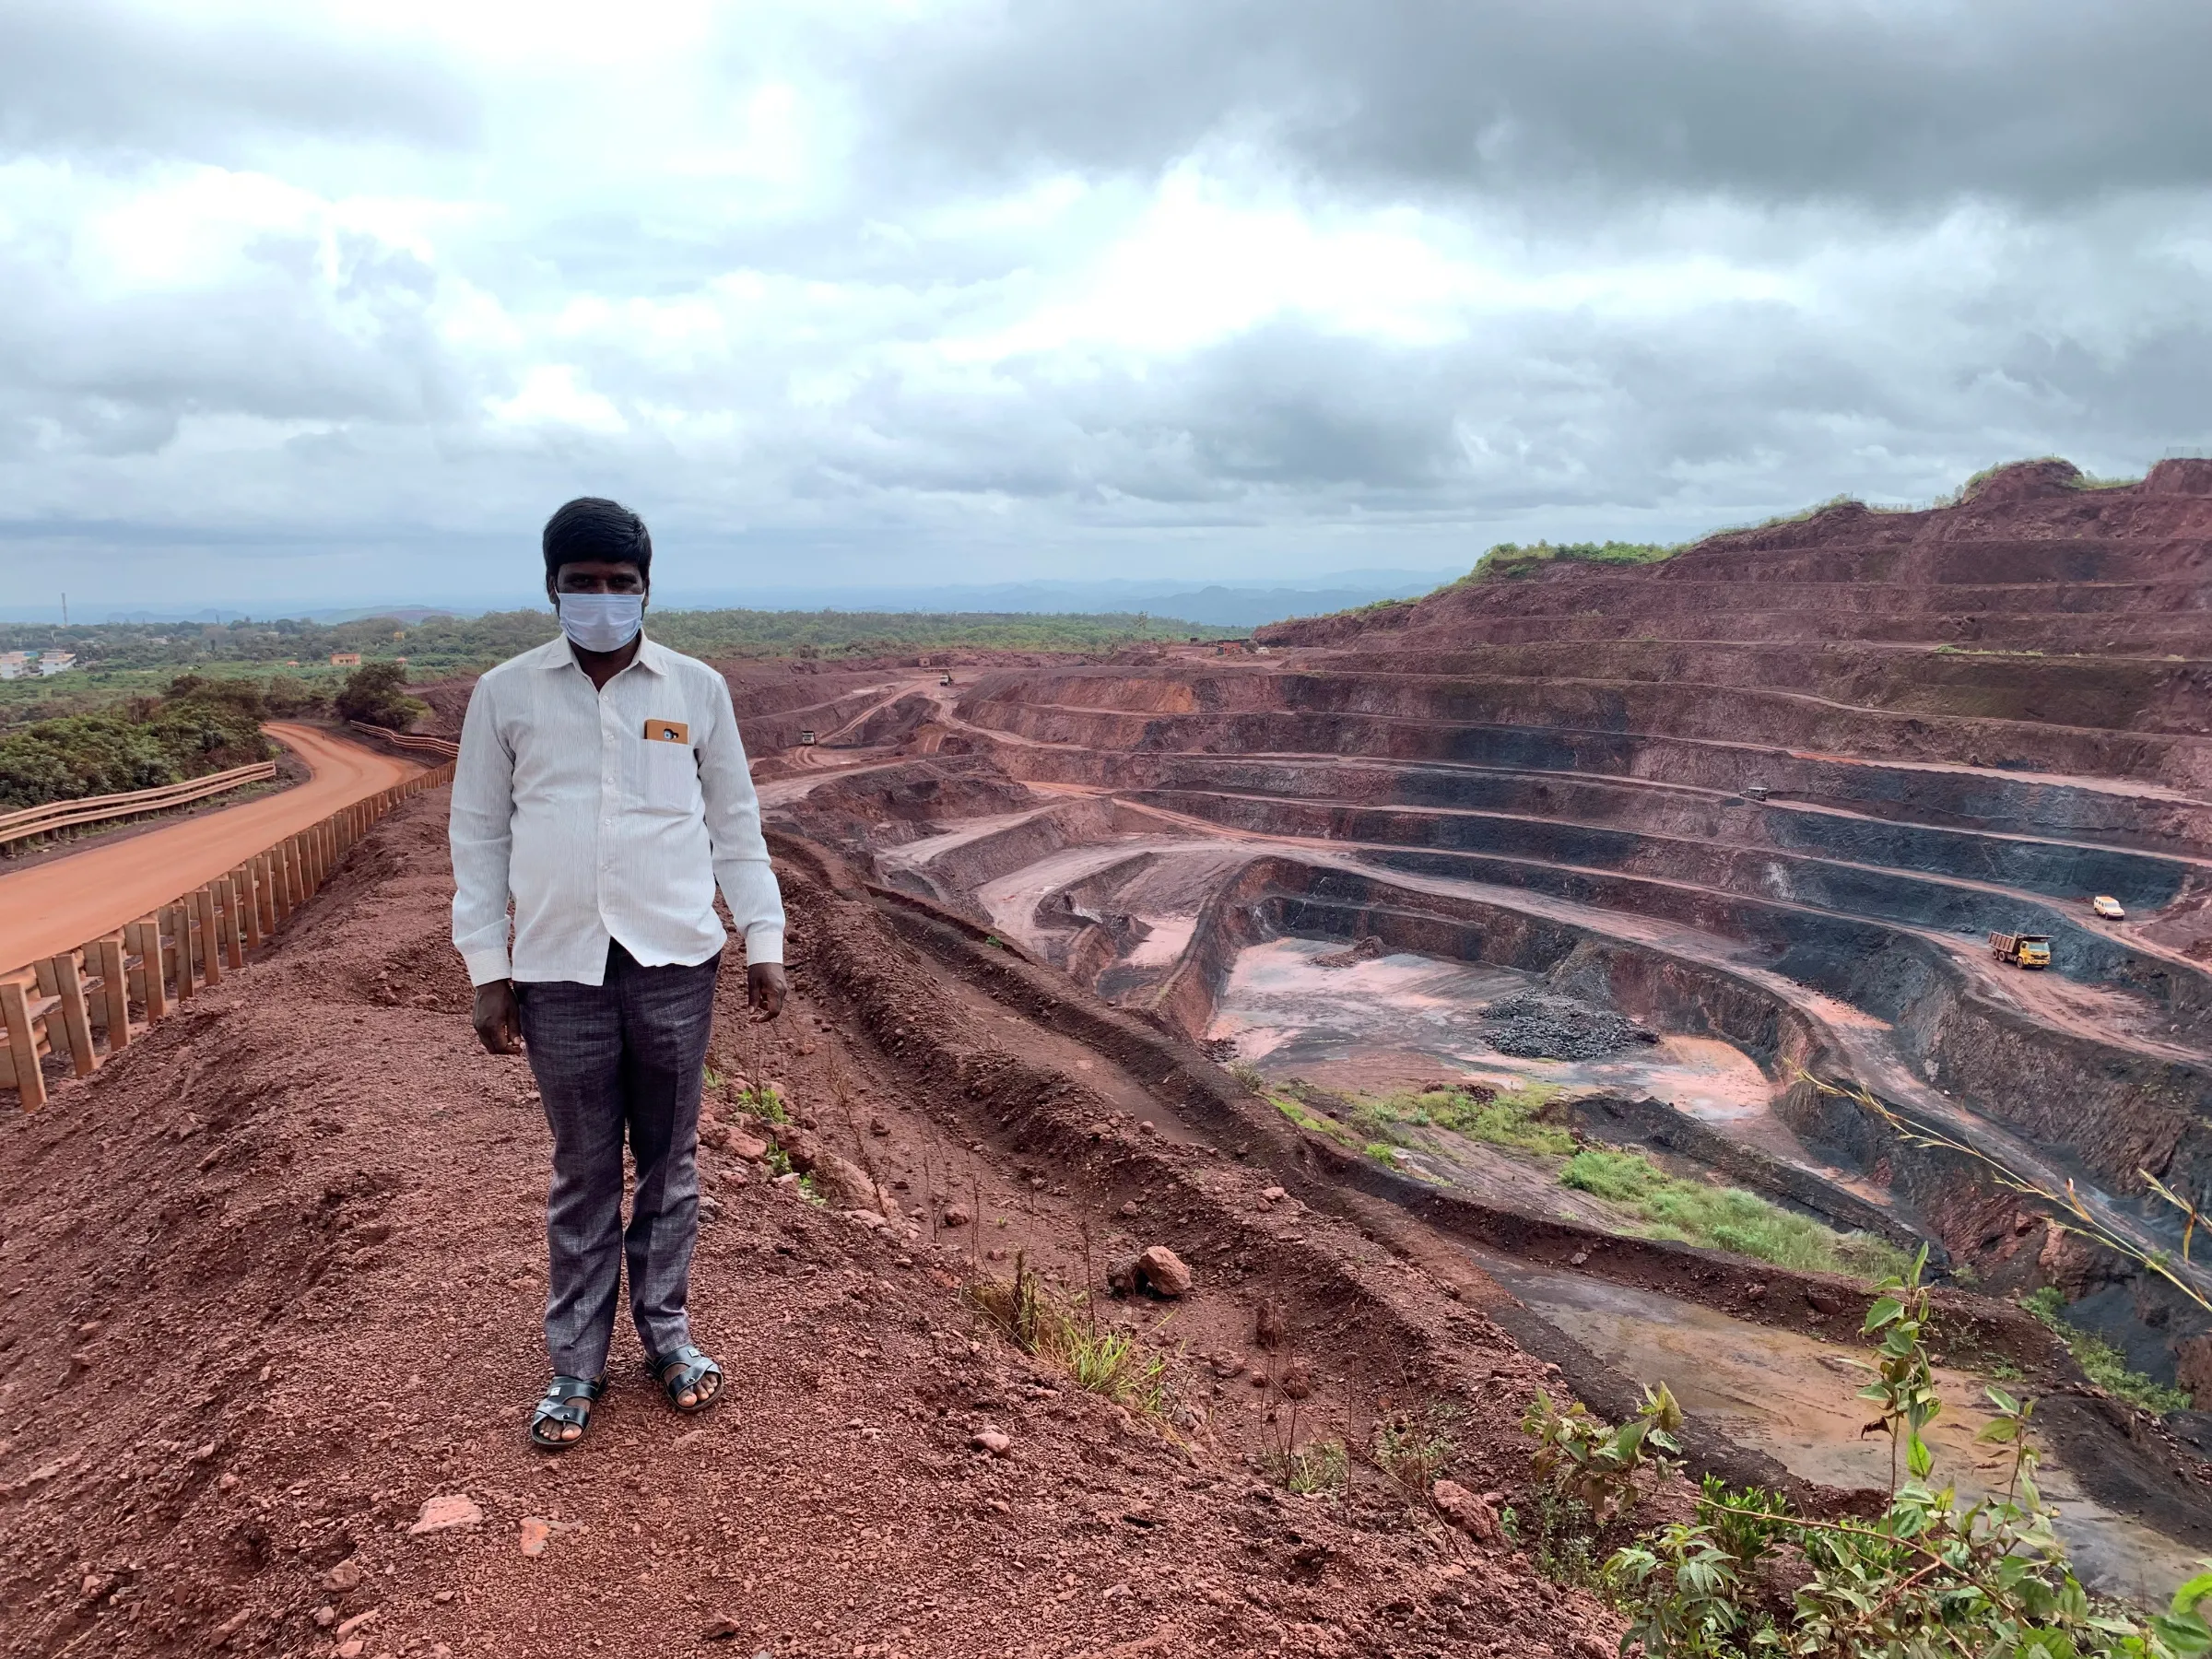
top-left (1480, 994), bottom-right (1649, 1062)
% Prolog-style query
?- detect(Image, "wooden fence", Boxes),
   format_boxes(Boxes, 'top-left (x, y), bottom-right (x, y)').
top-left (0, 760), bottom-right (281, 850)
top-left (0, 759), bottom-right (456, 1109)
top-left (347, 722), bottom-right (461, 761)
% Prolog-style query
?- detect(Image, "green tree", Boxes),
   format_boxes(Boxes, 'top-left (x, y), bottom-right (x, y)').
top-left (334, 663), bottom-right (429, 731)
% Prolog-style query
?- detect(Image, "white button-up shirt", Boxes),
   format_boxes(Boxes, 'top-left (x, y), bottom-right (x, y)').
top-left (449, 632), bottom-right (785, 986)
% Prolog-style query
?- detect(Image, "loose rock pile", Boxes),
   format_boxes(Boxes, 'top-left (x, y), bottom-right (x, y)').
top-left (1481, 992), bottom-right (1652, 1060)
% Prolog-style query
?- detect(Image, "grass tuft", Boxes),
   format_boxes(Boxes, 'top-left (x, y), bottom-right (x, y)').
top-left (1359, 1083), bottom-right (1574, 1158)
top-left (1270, 1438), bottom-right (1347, 1496)
top-left (2019, 1287), bottom-right (2190, 1414)
top-left (1559, 1148), bottom-right (1908, 1280)
top-left (1269, 1093), bottom-right (1360, 1147)
top-left (1373, 1403), bottom-right (1460, 1499)
top-left (969, 1254), bottom-right (1177, 1418)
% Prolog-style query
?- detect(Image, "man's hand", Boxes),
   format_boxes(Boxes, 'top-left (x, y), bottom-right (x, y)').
top-left (473, 979), bottom-right (523, 1054)
top-left (747, 962), bottom-right (787, 1022)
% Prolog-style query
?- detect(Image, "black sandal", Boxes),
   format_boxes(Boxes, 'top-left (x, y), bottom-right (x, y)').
top-left (529, 1374), bottom-right (606, 1451)
top-left (644, 1344), bottom-right (723, 1414)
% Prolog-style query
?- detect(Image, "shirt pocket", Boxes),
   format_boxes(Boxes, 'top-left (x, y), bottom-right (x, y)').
top-left (633, 736), bottom-right (700, 815)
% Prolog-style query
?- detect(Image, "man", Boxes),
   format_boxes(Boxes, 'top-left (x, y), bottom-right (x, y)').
top-left (450, 497), bottom-right (787, 1451)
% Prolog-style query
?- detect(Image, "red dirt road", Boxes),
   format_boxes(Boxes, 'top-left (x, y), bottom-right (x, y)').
top-left (0, 722), bottom-right (418, 970)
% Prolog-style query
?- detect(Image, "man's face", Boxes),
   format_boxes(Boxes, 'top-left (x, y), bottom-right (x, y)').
top-left (549, 559), bottom-right (647, 601)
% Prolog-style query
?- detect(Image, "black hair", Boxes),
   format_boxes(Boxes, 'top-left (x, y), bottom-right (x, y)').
top-left (542, 497), bottom-right (652, 583)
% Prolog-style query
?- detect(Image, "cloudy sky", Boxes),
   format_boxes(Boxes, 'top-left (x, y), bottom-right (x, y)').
top-left (3, 0), bottom-right (2208, 613)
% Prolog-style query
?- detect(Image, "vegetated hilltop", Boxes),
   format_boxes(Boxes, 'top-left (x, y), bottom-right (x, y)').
top-left (0, 675), bottom-right (277, 811)
top-left (1264, 455), bottom-right (2212, 657)
top-left (0, 607), bottom-right (1242, 719)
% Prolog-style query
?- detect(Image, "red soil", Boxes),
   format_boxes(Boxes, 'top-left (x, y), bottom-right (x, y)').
top-left (0, 792), bottom-right (1625, 1659)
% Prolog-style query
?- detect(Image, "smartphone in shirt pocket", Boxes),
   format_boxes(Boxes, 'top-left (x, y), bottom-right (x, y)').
top-left (635, 717), bottom-right (700, 813)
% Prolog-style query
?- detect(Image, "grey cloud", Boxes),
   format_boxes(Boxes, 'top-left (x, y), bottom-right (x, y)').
top-left (4, 1), bottom-right (2210, 611)
top-left (0, 232), bottom-right (462, 459)
top-left (0, 0), bottom-right (477, 161)
top-left (863, 0), bottom-right (2212, 209)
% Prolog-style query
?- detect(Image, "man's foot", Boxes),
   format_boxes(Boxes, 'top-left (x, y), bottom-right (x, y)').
top-left (529, 1374), bottom-right (606, 1450)
top-left (646, 1344), bottom-right (724, 1413)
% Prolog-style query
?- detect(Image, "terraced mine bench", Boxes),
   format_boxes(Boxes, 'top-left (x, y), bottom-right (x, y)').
top-left (759, 455), bottom-right (2212, 1401)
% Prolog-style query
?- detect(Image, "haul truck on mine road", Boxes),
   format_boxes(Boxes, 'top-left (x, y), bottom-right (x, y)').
top-left (1990, 932), bottom-right (2053, 969)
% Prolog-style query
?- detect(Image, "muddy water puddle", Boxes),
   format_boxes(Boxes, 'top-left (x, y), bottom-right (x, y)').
top-left (1478, 1253), bottom-right (2206, 1604)
top-left (1210, 937), bottom-right (1773, 1116)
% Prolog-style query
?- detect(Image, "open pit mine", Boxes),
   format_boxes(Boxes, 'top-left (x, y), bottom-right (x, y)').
top-left (13, 456), bottom-right (2212, 1656)
top-left (748, 456), bottom-right (2212, 1596)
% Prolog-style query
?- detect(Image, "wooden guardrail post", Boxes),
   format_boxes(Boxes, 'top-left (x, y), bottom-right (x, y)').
top-left (0, 979), bottom-right (44, 1109)
top-left (275, 839), bottom-right (297, 919)
top-left (95, 935), bottom-right (130, 1053)
top-left (128, 917), bottom-right (167, 1020)
top-left (194, 887), bottom-right (223, 985)
top-left (233, 865), bottom-right (261, 949)
top-left (50, 954), bottom-right (97, 1077)
top-left (215, 878), bottom-right (243, 971)
top-left (169, 904), bottom-right (194, 1003)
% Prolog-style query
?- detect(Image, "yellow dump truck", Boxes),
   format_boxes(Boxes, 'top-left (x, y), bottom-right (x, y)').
top-left (1989, 932), bottom-right (2052, 969)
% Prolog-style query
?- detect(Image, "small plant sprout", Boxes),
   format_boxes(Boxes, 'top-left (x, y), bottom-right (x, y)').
top-left (1373, 1402), bottom-right (1461, 1500)
top-left (1523, 1382), bottom-right (1682, 1526)
top-left (1857, 1244), bottom-right (1943, 1494)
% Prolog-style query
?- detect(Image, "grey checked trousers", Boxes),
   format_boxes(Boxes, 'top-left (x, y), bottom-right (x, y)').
top-left (516, 940), bottom-right (720, 1381)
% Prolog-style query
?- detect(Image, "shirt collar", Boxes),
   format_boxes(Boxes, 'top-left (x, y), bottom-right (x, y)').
top-left (537, 628), bottom-right (665, 677)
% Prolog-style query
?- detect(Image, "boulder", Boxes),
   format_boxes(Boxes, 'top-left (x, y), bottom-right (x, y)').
top-left (408, 1493), bottom-right (484, 1535)
top-left (1432, 1479), bottom-right (1503, 1545)
top-left (1131, 1245), bottom-right (1193, 1299)
top-left (806, 1150), bottom-right (900, 1219)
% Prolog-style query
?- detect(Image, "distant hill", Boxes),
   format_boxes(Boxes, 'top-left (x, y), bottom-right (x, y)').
top-left (657, 571), bottom-right (1461, 629)
top-left (4, 570), bottom-right (1462, 630)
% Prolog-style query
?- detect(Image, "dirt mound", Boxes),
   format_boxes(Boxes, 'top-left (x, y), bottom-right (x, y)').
top-left (1481, 993), bottom-right (1650, 1061)
top-left (768, 755), bottom-right (1038, 852)
top-left (0, 790), bottom-right (1630, 1659)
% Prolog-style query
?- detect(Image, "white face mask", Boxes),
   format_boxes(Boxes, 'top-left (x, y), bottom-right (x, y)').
top-left (557, 592), bottom-right (644, 653)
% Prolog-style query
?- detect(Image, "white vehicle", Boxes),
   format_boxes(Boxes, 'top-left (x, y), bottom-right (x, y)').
top-left (2091, 895), bottom-right (2125, 921)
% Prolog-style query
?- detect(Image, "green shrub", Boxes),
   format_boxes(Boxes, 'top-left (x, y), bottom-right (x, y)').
top-left (0, 677), bottom-right (274, 810)
top-left (1466, 539), bottom-right (1680, 583)
top-left (1591, 1278), bottom-right (2212, 1656)
top-left (334, 662), bottom-right (429, 731)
